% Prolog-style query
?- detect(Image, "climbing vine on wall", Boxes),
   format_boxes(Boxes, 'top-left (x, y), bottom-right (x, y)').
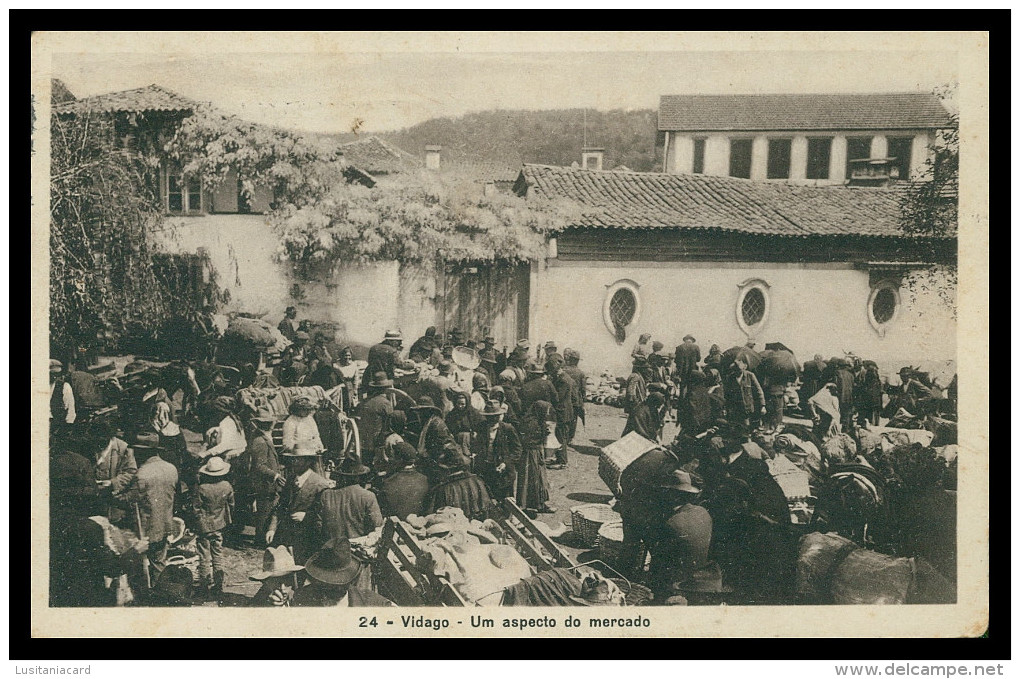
top-left (166, 108), bottom-right (583, 278)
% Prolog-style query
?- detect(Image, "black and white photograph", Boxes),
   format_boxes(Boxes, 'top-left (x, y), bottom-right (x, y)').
top-left (31, 30), bottom-right (988, 638)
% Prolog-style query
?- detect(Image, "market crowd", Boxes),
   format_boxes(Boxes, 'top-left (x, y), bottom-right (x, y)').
top-left (48, 309), bottom-right (958, 607)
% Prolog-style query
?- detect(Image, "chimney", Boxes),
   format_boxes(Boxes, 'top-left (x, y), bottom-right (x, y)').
top-left (581, 146), bottom-right (604, 171)
top-left (425, 145), bottom-right (442, 170)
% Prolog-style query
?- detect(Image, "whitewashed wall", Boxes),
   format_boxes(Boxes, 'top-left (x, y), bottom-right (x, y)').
top-left (530, 260), bottom-right (956, 380)
top-left (159, 215), bottom-right (438, 348)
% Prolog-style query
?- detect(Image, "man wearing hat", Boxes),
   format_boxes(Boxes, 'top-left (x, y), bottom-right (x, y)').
top-left (375, 442), bottom-right (430, 521)
top-left (266, 441), bottom-right (332, 565)
top-left (118, 438), bottom-right (179, 579)
top-left (674, 335), bottom-right (701, 399)
top-left (471, 400), bottom-right (522, 499)
top-left (424, 447), bottom-right (492, 521)
top-left (86, 420), bottom-right (137, 522)
top-left (519, 359), bottom-right (559, 417)
top-left (278, 306), bottom-right (299, 343)
top-left (542, 340), bottom-right (558, 362)
top-left (546, 355), bottom-right (577, 470)
top-left (354, 372), bottom-right (395, 467)
top-left (413, 396), bottom-right (457, 470)
top-left (244, 415), bottom-right (285, 546)
top-left (312, 457), bottom-right (383, 543)
top-left (562, 348), bottom-right (587, 422)
top-left (833, 357), bottom-right (856, 433)
top-left (408, 326), bottom-right (440, 363)
top-left (292, 538), bottom-right (394, 607)
top-left (192, 456), bottom-right (235, 596)
top-left (365, 329), bottom-right (416, 390)
top-left (248, 545), bottom-right (306, 606)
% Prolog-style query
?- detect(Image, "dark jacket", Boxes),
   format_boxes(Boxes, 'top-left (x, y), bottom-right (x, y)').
top-left (365, 342), bottom-right (414, 381)
top-left (471, 422), bottom-right (523, 468)
top-left (292, 585), bottom-right (395, 607)
top-left (246, 429), bottom-right (282, 497)
top-left (376, 467), bottom-right (430, 520)
top-left (446, 405), bottom-right (483, 437)
top-left (562, 365), bottom-right (587, 404)
top-left (69, 369), bottom-right (105, 408)
top-left (723, 369), bottom-right (765, 417)
top-left (193, 479), bottom-right (235, 534)
top-left (51, 450), bottom-right (100, 518)
top-left (120, 456), bottom-right (179, 542)
top-left (354, 394), bottom-right (393, 460)
top-left (417, 414), bottom-right (456, 461)
top-left (674, 343), bottom-right (702, 378)
top-left (727, 452), bottom-right (792, 526)
top-left (624, 372), bottom-right (647, 414)
top-left (834, 368), bottom-right (855, 411)
top-left (856, 368), bottom-right (883, 411)
top-left (622, 402), bottom-right (662, 441)
top-left (658, 504), bottom-right (713, 575)
top-left (520, 376), bottom-right (559, 416)
top-left (278, 317), bottom-right (298, 342)
top-left (271, 470), bottom-right (332, 564)
top-left (313, 484), bottom-right (384, 542)
top-left (549, 372), bottom-right (577, 425)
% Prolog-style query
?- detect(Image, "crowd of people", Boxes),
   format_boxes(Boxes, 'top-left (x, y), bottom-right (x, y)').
top-left (48, 309), bottom-right (957, 608)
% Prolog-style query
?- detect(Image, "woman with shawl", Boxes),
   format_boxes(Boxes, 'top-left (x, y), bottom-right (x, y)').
top-left (515, 400), bottom-right (555, 514)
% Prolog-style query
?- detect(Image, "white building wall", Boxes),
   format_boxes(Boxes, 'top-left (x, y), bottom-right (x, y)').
top-left (750, 136), bottom-right (768, 180)
top-left (530, 260), bottom-right (956, 380)
top-left (703, 134), bottom-right (731, 176)
top-left (158, 215), bottom-right (437, 348)
top-left (790, 136), bottom-right (808, 181)
top-left (671, 134), bottom-right (694, 174)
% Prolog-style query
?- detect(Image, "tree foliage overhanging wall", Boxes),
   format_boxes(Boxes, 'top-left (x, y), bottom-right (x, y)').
top-left (167, 108), bottom-right (584, 280)
top-left (49, 111), bottom-right (218, 357)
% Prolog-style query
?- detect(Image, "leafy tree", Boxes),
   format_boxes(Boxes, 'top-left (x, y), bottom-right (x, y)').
top-left (898, 84), bottom-right (959, 313)
top-left (49, 110), bottom-right (216, 358)
top-left (167, 109), bottom-right (584, 280)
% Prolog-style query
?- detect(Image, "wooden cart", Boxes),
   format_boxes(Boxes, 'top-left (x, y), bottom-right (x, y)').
top-left (373, 497), bottom-right (574, 607)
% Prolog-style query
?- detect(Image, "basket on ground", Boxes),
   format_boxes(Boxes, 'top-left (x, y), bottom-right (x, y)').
top-left (597, 520), bottom-right (625, 563)
top-left (570, 503), bottom-right (620, 548)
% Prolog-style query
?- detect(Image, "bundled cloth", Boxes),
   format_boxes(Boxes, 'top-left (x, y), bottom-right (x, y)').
top-left (796, 532), bottom-right (953, 604)
top-left (501, 567), bottom-right (582, 606)
top-left (823, 433), bottom-right (859, 466)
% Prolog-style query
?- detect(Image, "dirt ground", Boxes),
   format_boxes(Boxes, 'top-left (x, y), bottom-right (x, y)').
top-left (177, 402), bottom-right (662, 606)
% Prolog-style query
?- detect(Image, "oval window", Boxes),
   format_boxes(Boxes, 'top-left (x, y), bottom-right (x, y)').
top-left (868, 282), bottom-right (900, 336)
top-left (609, 287), bottom-right (637, 328)
top-left (602, 279), bottom-right (642, 340)
top-left (735, 279), bottom-right (770, 336)
top-left (741, 287), bottom-right (766, 327)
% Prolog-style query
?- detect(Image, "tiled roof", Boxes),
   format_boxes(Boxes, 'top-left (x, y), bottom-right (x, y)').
top-left (54, 84), bottom-right (199, 115)
top-left (517, 164), bottom-right (954, 239)
top-left (658, 93), bottom-right (954, 131)
top-left (337, 136), bottom-right (421, 174)
top-left (440, 159), bottom-right (522, 183)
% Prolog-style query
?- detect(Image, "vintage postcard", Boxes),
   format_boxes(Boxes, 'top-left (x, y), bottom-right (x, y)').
top-left (30, 30), bottom-right (989, 638)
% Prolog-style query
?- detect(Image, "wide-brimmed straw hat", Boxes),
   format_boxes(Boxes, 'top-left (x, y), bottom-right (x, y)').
top-left (304, 539), bottom-right (363, 587)
top-left (198, 456), bottom-right (231, 477)
top-left (250, 546), bottom-right (306, 581)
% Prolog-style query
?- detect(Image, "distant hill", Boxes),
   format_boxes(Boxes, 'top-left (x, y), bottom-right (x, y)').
top-left (321, 109), bottom-right (663, 172)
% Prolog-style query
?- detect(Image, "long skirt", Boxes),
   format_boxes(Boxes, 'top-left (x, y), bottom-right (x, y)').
top-left (515, 444), bottom-right (550, 511)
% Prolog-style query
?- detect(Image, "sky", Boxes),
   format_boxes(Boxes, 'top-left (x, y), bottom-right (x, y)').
top-left (51, 50), bottom-right (958, 135)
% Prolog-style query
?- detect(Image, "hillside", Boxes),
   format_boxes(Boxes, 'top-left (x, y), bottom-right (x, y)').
top-left (323, 109), bottom-right (663, 172)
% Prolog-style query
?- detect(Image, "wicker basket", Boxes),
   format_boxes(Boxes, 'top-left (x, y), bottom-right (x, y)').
top-left (570, 503), bottom-right (620, 548)
top-left (596, 520), bottom-right (625, 564)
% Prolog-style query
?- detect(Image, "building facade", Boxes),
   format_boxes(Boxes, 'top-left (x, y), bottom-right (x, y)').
top-left (515, 164), bottom-right (957, 379)
top-left (659, 93), bottom-right (954, 186)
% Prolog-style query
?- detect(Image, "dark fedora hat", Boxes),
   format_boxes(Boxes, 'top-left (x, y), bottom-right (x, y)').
top-left (367, 371), bottom-right (394, 389)
top-left (304, 538), bottom-right (363, 587)
top-left (481, 400), bottom-right (508, 418)
top-left (412, 396), bottom-right (443, 417)
top-left (337, 456), bottom-right (371, 477)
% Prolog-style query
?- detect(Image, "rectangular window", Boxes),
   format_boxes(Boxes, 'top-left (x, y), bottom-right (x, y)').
top-left (887, 136), bottom-right (913, 180)
top-left (166, 172), bottom-right (203, 214)
top-left (729, 138), bottom-right (752, 179)
top-left (846, 136), bottom-right (873, 178)
top-left (806, 137), bottom-right (832, 179)
top-left (766, 138), bottom-right (792, 179)
top-left (692, 138), bottom-right (706, 174)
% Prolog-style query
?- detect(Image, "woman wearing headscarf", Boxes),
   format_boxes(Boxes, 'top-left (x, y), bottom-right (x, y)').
top-left (703, 344), bottom-right (723, 371)
top-left (515, 400), bottom-right (554, 514)
top-left (471, 372), bottom-right (490, 412)
top-left (631, 333), bottom-right (652, 361)
top-left (282, 396), bottom-right (324, 454)
top-left (623, 391), bottom-right (667, 442)
top-left (445, 391), bottom-right (482, 460)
